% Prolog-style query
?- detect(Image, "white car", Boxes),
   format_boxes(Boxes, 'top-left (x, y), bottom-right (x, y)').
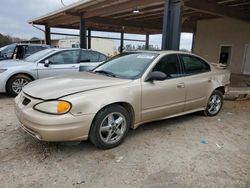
top-left (0, 48), bottom-right (107, 96)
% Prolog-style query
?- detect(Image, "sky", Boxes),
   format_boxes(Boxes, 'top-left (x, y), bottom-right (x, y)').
top-left (0, 0), bottom-right (193, 50)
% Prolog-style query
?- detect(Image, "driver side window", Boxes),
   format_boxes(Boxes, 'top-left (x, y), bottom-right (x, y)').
top-left (48, 50), bottom-right (79, 65)
top-left (152, 54), bottom-right (181, 78)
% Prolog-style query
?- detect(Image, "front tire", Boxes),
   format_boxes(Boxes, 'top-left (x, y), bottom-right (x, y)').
top-left (89, 105), bottom-right (130, 149)
top-left (6, 74), bottom-right (32, 97)
top-left (204, 90), bottom-right (223, 116)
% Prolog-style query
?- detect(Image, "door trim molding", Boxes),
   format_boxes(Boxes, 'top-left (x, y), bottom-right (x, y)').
top-left (241, 44), bottom-right (250, 75)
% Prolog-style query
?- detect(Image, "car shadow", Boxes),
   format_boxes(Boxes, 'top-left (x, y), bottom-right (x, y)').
top-left (23, 112), bottom-right (202, 156)
top-left (127, 112), bottom-right (200, 138)
top-left (0, 93), bottom-right (12, 99)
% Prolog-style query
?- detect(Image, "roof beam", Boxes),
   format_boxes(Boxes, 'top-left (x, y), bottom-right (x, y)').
top-left (115, 7), bottom-right (164, 19)
top-left (185, 0), bottom-right (250, 22)
top-left (217, 0), bottom-right (238, 4)
top-left (229, 2), bottom-right (250, 7)
top-left (84, 0), bottom-right (163, 18)
top-left (103, 3), bottom-right (164, 18)
top-left (87, 17), bottom-right (162, 30)
top-left (125, 12), bottom-right (163, 20)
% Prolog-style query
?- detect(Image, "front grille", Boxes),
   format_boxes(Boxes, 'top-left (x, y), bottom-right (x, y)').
top-left (22, 97), bottom-right (31, 106)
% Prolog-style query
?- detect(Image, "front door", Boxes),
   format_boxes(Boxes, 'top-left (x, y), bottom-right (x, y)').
top-left (141, 54), bottom-right (186, 122)
top-left (243, 45), bottom-right (250, 75)
top-left (37, 50), bottom-right (80, 79)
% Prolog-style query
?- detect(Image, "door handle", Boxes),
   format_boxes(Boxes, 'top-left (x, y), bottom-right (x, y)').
top-left (177, 83), bottom-right (185, 88)
top-left (208, 77), bottom-right (212, 83)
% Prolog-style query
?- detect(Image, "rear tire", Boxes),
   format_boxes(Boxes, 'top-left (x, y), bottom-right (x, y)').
top-left (89, 105), bottom-right (130, 149)
top-left (203, 90), bottom-right (223, 116)
top-left (6, 74), bottom-right (32, 97)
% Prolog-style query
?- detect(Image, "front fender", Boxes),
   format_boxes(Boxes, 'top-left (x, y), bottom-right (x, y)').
top-left (62, 80), bottom-right (142, 125)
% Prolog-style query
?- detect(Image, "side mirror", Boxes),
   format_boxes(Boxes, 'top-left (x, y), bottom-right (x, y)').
top-left (146, 71), bottom-right (167, 82)
top-left (44, 59), bottom-right (50, 67)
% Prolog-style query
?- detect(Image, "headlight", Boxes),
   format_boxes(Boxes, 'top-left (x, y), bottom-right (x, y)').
top-left (0, 69), bottom-right (7, 73)
top-left (34, 100), bottom-right (72, 115)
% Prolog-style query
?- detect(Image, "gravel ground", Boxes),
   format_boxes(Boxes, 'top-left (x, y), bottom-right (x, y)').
top-left (0, 94), bottom-right (249, 188)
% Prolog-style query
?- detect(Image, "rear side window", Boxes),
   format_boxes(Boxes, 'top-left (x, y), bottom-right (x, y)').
top-left (80, 51), bottom-right (107, 63)
top-left (80, 51), bottom-right (97, 62)
top-left (27, 46), bottom-right (46, 55)
top-left (27, 46), bottom-right (37, 54)
top-left (99, 54), bottom-right (107, 61)
top-left (180, 55), bottom-right (210, 75)
top-left (153, 54), bottom-right (181, 78)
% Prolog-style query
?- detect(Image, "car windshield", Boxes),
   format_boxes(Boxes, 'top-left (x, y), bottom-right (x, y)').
top-left (93, 53), bottom-right (159, 79)
top-left (25, 49), bottom-right (55, 62)
top-left (0, 44), bottom-right (16, 55)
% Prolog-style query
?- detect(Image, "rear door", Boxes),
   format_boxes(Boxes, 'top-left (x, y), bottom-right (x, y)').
top-left (79, 50), bottom-right (107, 71)
top-left (37, 50), bottom-right (80, 79)
top-left (141, 54), bottom-right (186, 122)
top-left (179, 54), bottom-right (212, 111)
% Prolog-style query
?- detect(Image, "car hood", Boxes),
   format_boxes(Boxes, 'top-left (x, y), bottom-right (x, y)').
top-left (23, 72), bottom-right (132, 100)
top-left (0, 59), bottom-right (32, 68)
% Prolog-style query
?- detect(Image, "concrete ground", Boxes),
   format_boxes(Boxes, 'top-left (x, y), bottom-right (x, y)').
top-left (225, 74), bottom-right (250, 100)
top-left (230, 74), bottom-right (250, 88)
top-left (0, 94), bottom-right (249, 188)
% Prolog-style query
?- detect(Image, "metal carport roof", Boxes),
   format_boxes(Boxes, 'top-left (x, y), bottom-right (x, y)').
top-left (29, 0), bottom-right (250, 34)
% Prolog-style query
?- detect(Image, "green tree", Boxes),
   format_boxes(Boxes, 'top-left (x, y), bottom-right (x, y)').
top-left (0, 33), bottom-right (12, 47)
top-left (30, 37), bottom-right (40, 41)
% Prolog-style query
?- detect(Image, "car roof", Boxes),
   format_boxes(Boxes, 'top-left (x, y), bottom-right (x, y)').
top-left (124, 50), bottom-right (193, 55)
top-left (123, 50), bottom-right (210, 63)
top-left (48, 48), bottom-right (103, 52)
top-left (14, 43), bottom-right (50, 47)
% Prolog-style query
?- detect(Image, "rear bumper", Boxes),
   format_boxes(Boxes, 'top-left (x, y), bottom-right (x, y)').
top-left (14, 93), bottom-right (95, 142)
top-left (225, 85), bottom-right (230, 93)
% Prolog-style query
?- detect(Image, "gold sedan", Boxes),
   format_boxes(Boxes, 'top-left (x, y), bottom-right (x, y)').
top-left (15, 51), bottom-right (230, 149)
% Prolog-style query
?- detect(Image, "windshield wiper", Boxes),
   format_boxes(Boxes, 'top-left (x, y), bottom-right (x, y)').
top-left (94, 70), bottom-right (117, 77)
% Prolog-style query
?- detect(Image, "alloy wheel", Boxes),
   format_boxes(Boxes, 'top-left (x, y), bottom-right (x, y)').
top-left (99, 112), bottom-right (127, 144)
top-left (207, 94), bottom-right (222, 115)
top-left (12, 78), bottom-right (29, 94)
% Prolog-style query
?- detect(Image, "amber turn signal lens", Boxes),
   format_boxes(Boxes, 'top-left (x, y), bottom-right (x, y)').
top-left (57, 101), bottom-right (71, 113)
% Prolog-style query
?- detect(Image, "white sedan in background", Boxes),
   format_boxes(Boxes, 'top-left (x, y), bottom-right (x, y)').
top-left (0, 48), bottom-right (107, 96)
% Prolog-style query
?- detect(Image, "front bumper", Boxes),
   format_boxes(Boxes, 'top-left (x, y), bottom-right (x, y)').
top-left (14, 93), bottom-right (95, 142)
top-left (0, 72), bottom-right (8, 93)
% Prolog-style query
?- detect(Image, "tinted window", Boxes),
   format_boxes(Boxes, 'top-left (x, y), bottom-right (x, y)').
top-left (153, 54), bottom-right (181, 78)
top-left (25, 49), bottom-right (55, 62)
top-left (27, 46), bottom-right (36, 54)
top-left (27, 46), bottom-right (47, 55)
top-left (90, 51), bottom-right (101, 62)
top-left (99, 54), bottom-right (107, 61)
top-left (48, 50), bottom-right (79, 64)
top-left (80, 51), bottom-right (107, 62)
top-left (1, 44), bottom-right (16, 54)
top-left (180, 55), bottom-right (210, 75)
top-left (80, 51), bottom-right (100, 62)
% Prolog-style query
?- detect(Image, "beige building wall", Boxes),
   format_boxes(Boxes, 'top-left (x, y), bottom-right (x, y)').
top-left (58, 37), bottom-right (115, 56)
top-left (194, 17), bottom-right (250, 74)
